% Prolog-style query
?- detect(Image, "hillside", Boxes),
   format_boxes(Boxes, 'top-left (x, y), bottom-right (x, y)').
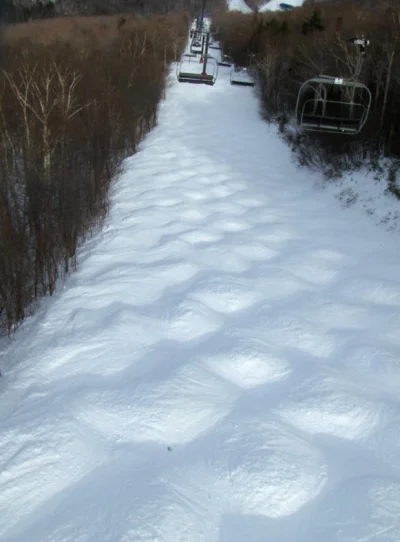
top-left (1, 2), bottom-right (400, 540)
top-left (0, 0), bottom-right (226, 21)
top-left (1, 33), bottom-right (400, 541)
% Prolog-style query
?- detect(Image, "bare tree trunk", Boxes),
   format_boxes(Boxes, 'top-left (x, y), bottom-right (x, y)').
top-left (380, 47), bottom-right (395, 130)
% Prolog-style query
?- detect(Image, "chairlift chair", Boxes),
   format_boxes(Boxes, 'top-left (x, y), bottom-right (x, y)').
top-left (295, 75), bottom-right (372, 135)
top-left (230, 65), bottom-right (255, 87)
top-left (177, 54), bottom-right (218, 86)
top-left (190, 34), bottom-right (203, 55)
top-left (202, 17), bottom-right (211, 32)
top-left (208, 33), bottom-right (221, 50)
top-left (206, 49), bottom-right (222, 64)
top-left (218, 54), bottom-right (234, 67)
top-left (190, 20), bottom-right (197, 38)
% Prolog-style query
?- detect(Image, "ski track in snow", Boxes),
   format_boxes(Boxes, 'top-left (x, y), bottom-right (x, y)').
top-left (1, 63), bottom-right (400, 542)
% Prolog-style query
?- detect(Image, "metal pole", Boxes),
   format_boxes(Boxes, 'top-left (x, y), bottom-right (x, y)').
top-left (199, 0), bottom-right (206, 33)
top-left (202, 32), bottom-right (210, 75)
top-left (349, 41), bottom-right (364, 120)
top-left (201, 34), bottom-right (206, 56)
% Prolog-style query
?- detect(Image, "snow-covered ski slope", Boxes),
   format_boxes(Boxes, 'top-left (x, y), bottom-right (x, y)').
top-left (2, 61), bottom-right (400, 542)
top-left (227, 0), bottom-right (252, 13)
top-left (227, 0), bottom-right (304, 13)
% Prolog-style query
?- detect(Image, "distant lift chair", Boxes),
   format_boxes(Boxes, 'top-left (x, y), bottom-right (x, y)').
top-left (209, 33), bottom-right (221, 50)
top-left (190, 34), bottom-right (204, 55)
top-left (218, 54), bottom-right (234, 67)
top-left (295, 75), bottom-right (372, 135)
top-left (230, 65), bottom-right (255, 87)
top-left (177, 54), bottom-right (218, 86)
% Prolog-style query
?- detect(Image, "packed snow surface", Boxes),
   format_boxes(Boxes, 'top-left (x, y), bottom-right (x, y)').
top-left (1, 59), bottom-right (400, 542)
top-left (227, 0), bottom-right (252, 13)
top-left (227, 0), bottom-right (304, 12)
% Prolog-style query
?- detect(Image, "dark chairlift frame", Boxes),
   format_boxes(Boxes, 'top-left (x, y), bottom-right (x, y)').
top-left (208, 33), bottom-right (221, 50)
top-left (181, 0), bottom-right (218, 86)
top-left (218, 54), bottom-right (234, 67)
top-left (177, 52), bottom-right (218, 86)
top-left (190, 32), bottom-right (204, 55)
top-left (295, 75), bottom-right (372, 135)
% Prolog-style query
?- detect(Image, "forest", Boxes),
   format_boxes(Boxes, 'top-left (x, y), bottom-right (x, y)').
top-left (0, 4), bottom-right (193, 335)
top-left (0, 0), bottom-right (226, 22)
top-left (1, 0), bottom-right (399, 335)
top-left (213, 2), bottom-right (400, 177)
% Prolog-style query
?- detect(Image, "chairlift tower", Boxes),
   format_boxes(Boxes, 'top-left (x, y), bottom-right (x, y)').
top-left (198, 0), bottom-right (207, 34)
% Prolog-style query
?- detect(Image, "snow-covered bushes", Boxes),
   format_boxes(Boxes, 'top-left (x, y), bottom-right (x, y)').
top-left (0, 12), bottom-right (189, 335)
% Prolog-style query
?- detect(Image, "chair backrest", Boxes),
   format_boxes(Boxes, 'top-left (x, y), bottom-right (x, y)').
top-left (300, 99), bottom-right (367, 134)
top-left (296, 76), bottom-right (372, 135)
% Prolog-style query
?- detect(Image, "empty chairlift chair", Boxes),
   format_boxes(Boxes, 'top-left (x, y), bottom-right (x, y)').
top-left (190, 34), bottom-right (204, 55)
top-left (209, 33), bottom-right (221, 50)
top-left (202, 17), bottom-right (211, 33)
top-left (218, 54), bottom-right (234, 67)
top-left (230, 65), bottom-right (255, 87)
top-left (190, 20), bottom-right (197, 38)
top-left (295, 75), bottom-right (372, 135)
top-left (177, 54), bottom-right (218, 86)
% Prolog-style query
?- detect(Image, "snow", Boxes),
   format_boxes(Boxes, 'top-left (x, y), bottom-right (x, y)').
top-left (227, 0), bottom-right (252, 13)
top-left (1, 54), bottom-right (400, 542)
top-left (319, 166), bottom-right (400, 233)
top-left (226, 0), bottom-right (305, 14)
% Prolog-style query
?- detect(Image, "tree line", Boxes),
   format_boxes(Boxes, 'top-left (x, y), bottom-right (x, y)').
top-left (0, 12), bottom-right (189, 335)
top-left (213, 2), bottom-right (400, 179)
top-left (1, 0), bottom-right (226, 23)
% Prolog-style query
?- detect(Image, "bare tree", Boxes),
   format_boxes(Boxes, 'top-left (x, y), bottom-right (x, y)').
top-left (0, 10), bottom-right (189, 335)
